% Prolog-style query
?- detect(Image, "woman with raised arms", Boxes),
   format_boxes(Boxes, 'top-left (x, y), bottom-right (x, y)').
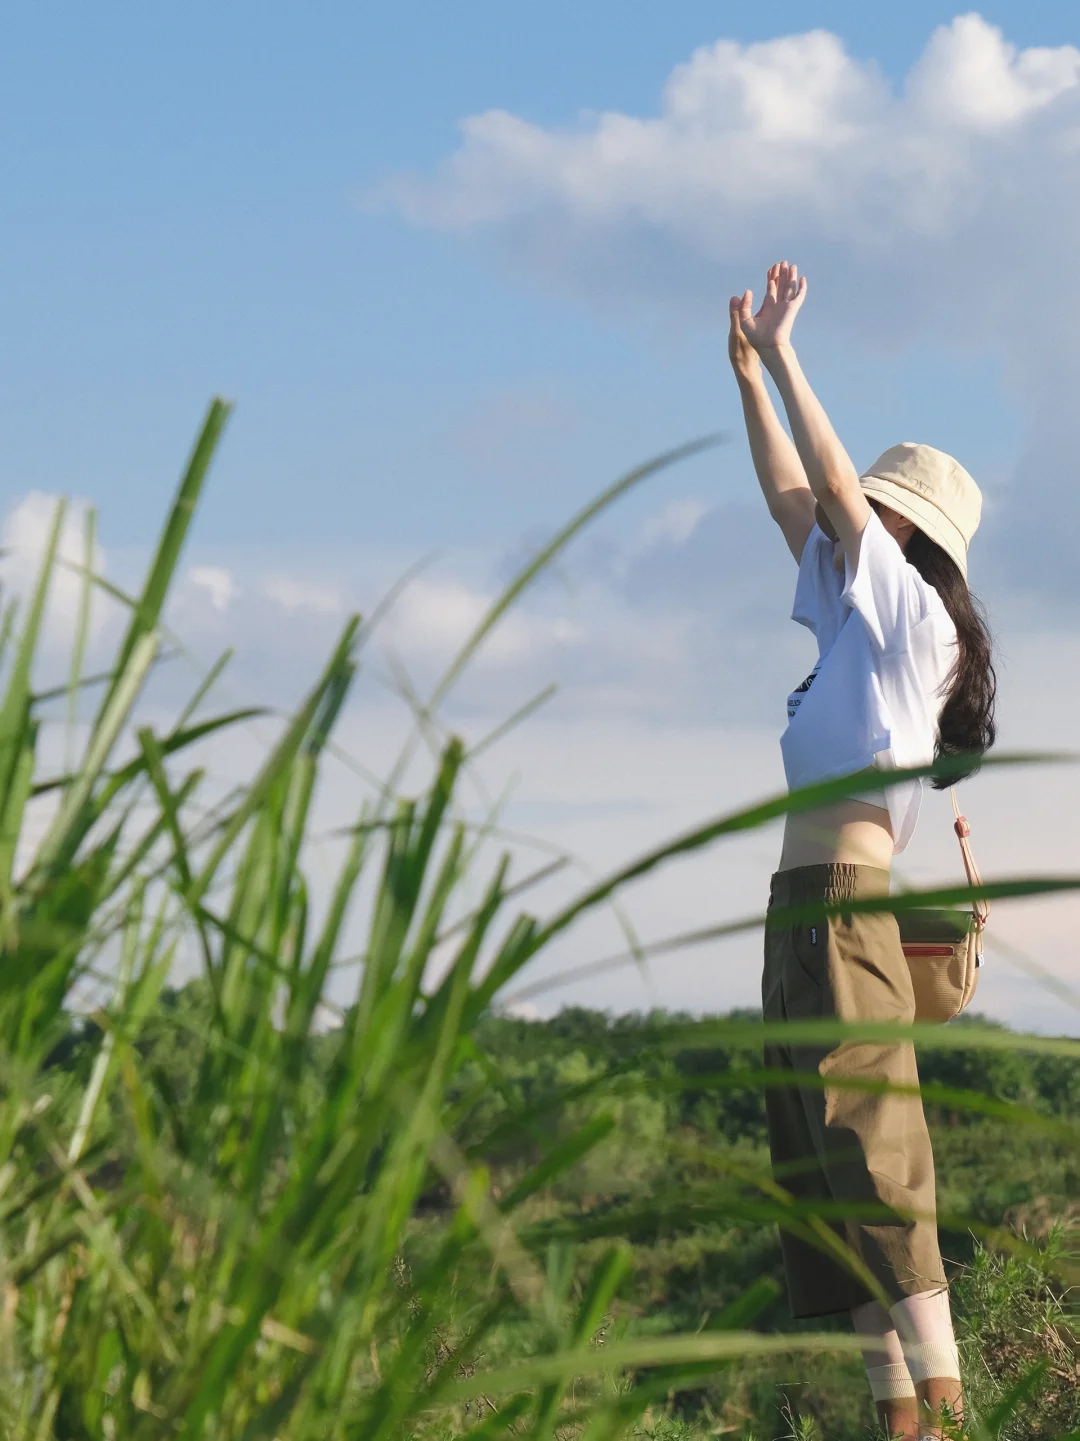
top-left (729, 262), bottom-right (996, 1440)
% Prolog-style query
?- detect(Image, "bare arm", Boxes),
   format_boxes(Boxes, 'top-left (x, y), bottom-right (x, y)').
top-left (729, 286), bottom-right (816, 562)
top-left (736, 262), bottom-right (871, 564)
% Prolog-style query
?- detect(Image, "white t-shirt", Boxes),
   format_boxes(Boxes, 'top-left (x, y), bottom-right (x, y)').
top-left (780, 510), bottom-right (958, 853)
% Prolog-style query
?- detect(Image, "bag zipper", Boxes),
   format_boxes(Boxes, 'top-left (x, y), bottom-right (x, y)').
top-left (902, 944), bottom-right (957, 958)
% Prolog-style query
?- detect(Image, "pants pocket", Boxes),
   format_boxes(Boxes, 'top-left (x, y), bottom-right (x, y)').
top-left (783, 924), bottom-right (824, 1016)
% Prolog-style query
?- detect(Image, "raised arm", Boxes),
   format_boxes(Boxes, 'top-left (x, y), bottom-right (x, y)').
top-left (736, 261), bottom-right (871, 564)
top-left (728, 278), bottom-right (815, 562)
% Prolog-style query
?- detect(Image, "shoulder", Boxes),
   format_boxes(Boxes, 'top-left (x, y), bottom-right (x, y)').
top-left (843, 512), bottom-right (954, 653)
top-left (859, 513), bottom-right (949, 612)
top-left (795, 523), bottom-right (831, 569)
top-left (792, 524), bottom-right (844, 638)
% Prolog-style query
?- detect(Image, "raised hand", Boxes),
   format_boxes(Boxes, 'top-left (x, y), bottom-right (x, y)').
top-left (728, 293), bottom-right (761, 384)
top-left (731, 261), bottom-right (807, 355)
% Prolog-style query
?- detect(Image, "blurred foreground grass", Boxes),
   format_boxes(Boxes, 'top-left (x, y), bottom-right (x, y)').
top-left (0, 401), bottom-right (1077, 1439)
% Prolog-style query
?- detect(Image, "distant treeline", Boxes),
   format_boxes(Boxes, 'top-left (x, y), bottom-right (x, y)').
top-left (475, 1004), bottom-right (1080, 1130)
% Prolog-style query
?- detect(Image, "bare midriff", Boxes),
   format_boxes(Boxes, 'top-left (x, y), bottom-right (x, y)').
top-left (778, 798), bottom-right (894, 871)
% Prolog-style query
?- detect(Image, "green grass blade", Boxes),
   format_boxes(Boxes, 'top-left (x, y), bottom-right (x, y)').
top-left (498, 1116), bottom-right (617, 1214)
top-left (441, 1330), bottom-right (867, 1401)
top-left (0, 499), bottom-right (65, 803)
top-left (30, 629), bottom-right (158, 878)
top-left (97, 770), bottom-right (202, 903)
top-left (533, 1245), bottom-right (632, 1439)
top-left (428, 433), bottom-right (726, 712)
top-left (66, 884), bottom-right (143, 1164)
top-left (137, 727), bottom-right (194, 890)
top-left (467, 682), bottom-right (558, 761)
top-left (0, 722), bottom-right (36, 891)
top-left (32, 706), bottom-right (266, 800)
top-left (95, 397), bottom-right (231, 726)
top-left (174, 646), bottom-right (234, 730)
top-left (65, 505), bottom-right (96, 773)
top-left (186, 617), bottom-right (359, 907)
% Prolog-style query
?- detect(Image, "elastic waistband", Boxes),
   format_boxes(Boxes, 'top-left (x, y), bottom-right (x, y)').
top-left (769, 863), bottom-right (890, 909)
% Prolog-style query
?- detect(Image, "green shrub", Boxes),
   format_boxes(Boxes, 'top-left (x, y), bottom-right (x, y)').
top-left (953, 1223), bottom-right (1080, 1438)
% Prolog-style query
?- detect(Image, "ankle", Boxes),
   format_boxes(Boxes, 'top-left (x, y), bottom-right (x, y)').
top-left (878, 1398), bottom-right (919, 1439)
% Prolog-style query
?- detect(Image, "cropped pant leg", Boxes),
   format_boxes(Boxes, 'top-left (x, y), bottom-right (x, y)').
top-left (762, 863), bottom-right (946, 1320)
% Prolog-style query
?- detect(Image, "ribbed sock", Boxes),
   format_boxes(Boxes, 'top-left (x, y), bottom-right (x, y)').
top-left (866, 1361), bottom-right (916, 1401)
top-left (889, 1290), bottom-right (962, 1384)
top-left (852, 1300), bottom-right (916, 1402)
top-left (902, 1339), bottom-right (962, 1383)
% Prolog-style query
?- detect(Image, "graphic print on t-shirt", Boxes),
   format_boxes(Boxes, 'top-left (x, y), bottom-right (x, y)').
top-left (786, 660), bottom-right (821, 721)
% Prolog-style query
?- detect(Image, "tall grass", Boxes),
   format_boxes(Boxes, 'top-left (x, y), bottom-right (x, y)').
top-left (0, 402), bottom-right (1076, 1439)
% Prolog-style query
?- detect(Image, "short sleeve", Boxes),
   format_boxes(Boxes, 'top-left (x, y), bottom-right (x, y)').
top-left (841, 510), bottom-right (941, 652)
top-left (791, 525), bottom-right (845, 651)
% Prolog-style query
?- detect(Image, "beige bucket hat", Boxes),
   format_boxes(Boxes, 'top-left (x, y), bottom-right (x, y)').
top-left (860, 442), bottom-right (981, 580)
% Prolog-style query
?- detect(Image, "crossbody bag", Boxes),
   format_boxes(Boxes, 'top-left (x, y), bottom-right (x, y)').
top-left (900, 790), bottom-right (988, 1024)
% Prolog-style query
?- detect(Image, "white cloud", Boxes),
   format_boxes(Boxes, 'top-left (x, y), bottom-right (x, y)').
top-left (386, 14), bottom-right (1080, 248)
top-left (0, 492), bottom-right (109, 648)
top-left (385, 576), bottom-right (515, 657)
top-left (638, 498), bottom-right (709, 550)
top-left (662, 29), bottom-right (876, 143)
top-left (382, 13), bottom-right (1080, 592)
top-left (381, 575), bottom-right (585, 668)
top-left (187, 565), bottom-right (239, 612)
top-left (259, 574), bottom-right (344, 616)
top-left (908, 14), bottom-right (1080, 129)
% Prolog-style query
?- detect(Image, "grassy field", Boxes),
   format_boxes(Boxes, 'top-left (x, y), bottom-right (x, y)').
top-left (0, 402), bottom-right (1077, 1439)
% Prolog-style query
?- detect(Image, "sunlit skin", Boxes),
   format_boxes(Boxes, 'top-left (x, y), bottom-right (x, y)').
top-left (729, 261), bottom-right (964, 1440)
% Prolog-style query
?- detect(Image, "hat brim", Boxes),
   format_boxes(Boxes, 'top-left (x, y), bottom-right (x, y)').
top-left (859, 477), bottom-right (969, 580)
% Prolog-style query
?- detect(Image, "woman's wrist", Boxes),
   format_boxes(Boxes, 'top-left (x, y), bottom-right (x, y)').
top-left (759, 340), bottom-right (797, 377)
top-left (734, 367), bottom-right (765, 395)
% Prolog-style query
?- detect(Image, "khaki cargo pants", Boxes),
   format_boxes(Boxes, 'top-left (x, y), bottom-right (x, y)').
top-left (762, 863), bottom-right (946, 1319)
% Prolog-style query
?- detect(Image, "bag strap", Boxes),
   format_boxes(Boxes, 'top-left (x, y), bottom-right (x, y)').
top-left (951, 787), bottom-right (988, 932)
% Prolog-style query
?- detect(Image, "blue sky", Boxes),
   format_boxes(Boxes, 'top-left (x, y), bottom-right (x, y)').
top-left (0, 0), bottom-right (1066, 551)
top-left (5, 3), bottom-right (1080, 1026)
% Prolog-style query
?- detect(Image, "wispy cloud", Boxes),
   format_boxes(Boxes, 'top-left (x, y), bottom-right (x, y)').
top-left (258, 575), bottom-right (344, 617)
top-left (188, 565), bottom-right (240, 612)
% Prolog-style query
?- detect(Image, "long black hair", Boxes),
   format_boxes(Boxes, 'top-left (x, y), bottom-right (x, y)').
top-left (904, 527), bottom-right (997, 786)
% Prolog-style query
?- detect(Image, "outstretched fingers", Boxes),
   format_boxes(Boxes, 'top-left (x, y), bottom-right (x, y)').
top-left (772, 261), bottom-right (809, 306)
top-left (728, 295), bottom-right (741, 333)
top-left (731, 265), bottom-right (807, 354)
